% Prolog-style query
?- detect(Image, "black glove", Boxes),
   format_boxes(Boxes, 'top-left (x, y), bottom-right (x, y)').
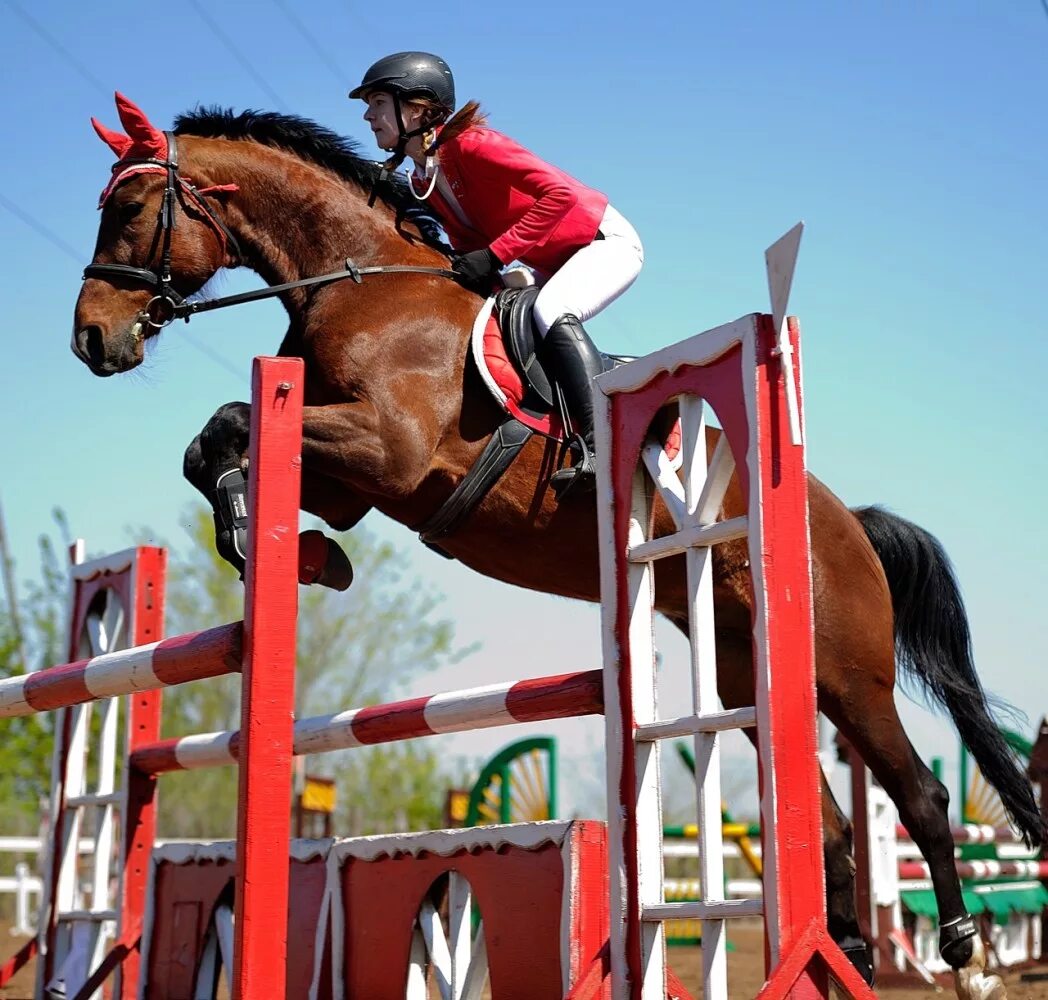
top-left (452, 247), bottom-right (501, 294)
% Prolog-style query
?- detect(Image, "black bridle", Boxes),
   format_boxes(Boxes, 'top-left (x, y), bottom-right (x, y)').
top-left (83, 132), bottom-right (461, 328)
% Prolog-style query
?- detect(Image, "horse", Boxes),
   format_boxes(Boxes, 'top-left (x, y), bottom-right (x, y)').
top-left (72, 94), bottom-right (1039, 1000)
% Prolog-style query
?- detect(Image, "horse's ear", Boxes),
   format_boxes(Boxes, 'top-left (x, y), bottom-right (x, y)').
top-left (91, 117), bottom-right (134, 159)
top-left (113, 92), bottom-right (168, 160)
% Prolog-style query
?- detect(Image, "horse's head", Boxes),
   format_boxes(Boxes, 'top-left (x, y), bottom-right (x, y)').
top-left (73, 93), bottom-right (239, 376)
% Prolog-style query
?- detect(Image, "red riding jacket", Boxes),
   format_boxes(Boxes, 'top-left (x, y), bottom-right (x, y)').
top-left (414, 125), bottom-right (609, 276)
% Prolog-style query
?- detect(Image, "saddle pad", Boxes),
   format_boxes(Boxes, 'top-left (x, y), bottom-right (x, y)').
top-left (470, 297), bottom-right (682, 464)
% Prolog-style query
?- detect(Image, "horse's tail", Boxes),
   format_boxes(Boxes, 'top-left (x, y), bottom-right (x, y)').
top-left (853, 505), bottom-right (1045, 848)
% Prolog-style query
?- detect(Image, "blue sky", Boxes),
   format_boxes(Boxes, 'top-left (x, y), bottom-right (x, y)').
top-left (0, 1), bottom-right (1046, 821)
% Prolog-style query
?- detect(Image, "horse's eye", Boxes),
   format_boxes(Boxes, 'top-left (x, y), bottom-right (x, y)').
top-left (118, 202), bottom-right (144, 225)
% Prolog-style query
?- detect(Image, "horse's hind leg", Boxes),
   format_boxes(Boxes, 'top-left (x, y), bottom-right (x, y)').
top-left (826, 680), bottom-right (1004, 1000)
top-left (705, 629), bottom-right (873, 984)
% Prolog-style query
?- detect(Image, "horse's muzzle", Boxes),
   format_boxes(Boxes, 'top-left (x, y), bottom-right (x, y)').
top-left (71, 322), bottom-right (143, 376)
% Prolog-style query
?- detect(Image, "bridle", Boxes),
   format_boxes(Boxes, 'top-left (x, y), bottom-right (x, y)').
top-left (82, 132), bottom-right (462, 329)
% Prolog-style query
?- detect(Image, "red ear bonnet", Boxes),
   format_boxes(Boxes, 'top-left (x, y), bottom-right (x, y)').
top-left (91, 92), bottom-right (169, 162)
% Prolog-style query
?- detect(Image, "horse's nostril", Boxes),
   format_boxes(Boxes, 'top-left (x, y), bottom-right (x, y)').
top-left (74, 325), bottom-right (105, 366)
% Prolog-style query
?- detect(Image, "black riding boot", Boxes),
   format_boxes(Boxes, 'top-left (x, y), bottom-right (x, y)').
top-left (544, 314), bottom-right (604, 499)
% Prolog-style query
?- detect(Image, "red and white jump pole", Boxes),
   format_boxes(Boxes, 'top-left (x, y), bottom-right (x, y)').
top-left (127, 669), bottom-right (605, 775)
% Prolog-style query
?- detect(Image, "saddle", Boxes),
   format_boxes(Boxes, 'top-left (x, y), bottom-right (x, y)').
top-left (486, 286), bottom-right (631, 434)
top-left (417, 287), bottom-right (671, 550)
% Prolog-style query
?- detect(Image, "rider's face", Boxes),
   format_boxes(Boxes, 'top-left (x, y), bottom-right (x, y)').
top-left (363, 92), bottom-right (425, 151)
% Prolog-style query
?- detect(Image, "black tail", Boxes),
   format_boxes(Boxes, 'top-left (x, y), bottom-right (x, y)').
top-left (854, 505), bottom-right (1044, 848)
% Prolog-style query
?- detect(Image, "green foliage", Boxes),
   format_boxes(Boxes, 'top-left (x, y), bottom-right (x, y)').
top-left (0, 510), bottom-right (74, 834)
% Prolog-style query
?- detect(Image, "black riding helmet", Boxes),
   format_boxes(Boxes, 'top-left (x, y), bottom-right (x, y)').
top-left (350, 51), bottom-right (455, 113)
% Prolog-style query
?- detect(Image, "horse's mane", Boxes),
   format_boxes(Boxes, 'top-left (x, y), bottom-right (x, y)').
top-left (173, 106), bottom-right (450, 254)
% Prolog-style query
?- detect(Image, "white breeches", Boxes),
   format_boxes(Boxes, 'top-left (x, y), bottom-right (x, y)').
top-left (532, 203), bottom-right (644, 335)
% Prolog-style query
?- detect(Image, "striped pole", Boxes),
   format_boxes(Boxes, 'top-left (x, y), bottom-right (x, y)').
top-left (130, 669), bottom-right (605, 776)
top-left (895, 823), bottom-right (1027, 846)
top-left (0, 623), bottom-right (242, 718)
top-left (899, 859), bottom-right (1048, 881)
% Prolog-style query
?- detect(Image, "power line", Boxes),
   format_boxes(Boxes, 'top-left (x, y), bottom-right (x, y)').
top-left (4, 0), bottom-right (110, 98)
top-left (186, 0), bottom-right (291, 112)
top-left (271, 0), bottom-right (349, 86)
top-left (0, 192), bottom-right (86, 262)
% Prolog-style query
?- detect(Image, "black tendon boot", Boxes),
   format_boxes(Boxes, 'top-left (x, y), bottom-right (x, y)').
top-left (544, 314), bottom-right (604, 499)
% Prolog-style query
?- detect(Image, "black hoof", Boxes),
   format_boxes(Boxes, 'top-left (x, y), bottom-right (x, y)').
top-left (838, 937), bottom-right (875, 986)
top-left (298, 531), bottom-right (353, 591)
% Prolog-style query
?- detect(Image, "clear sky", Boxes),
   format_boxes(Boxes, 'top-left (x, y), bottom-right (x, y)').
top-left (0, 1), bottom-right (1045, 821)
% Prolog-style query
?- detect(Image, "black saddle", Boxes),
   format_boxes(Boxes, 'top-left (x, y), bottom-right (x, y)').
top-left (494, 287), bottom-right (631, 418)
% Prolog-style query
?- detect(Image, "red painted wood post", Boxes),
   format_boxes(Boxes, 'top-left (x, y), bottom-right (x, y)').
top-left (232, 357), bottom-right (304, 999)
top-left (118, 547), bottom-right (167, 1000)
top-left (751, 317), bottom-right (827, 999)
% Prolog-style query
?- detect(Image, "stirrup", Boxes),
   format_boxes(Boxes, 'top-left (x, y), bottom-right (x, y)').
top-left (550, 435), bottom-right (596, 500)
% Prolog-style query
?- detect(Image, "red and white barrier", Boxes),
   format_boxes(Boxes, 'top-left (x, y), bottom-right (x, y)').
top-left (899, 859), bottom-right (1048, 881)
top-left (129, 669), bottom-right (604, 775)
top-left (0, 623), bottom-right (241, 718)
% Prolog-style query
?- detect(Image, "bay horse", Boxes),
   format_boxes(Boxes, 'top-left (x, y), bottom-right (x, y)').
top-left (72, 94), bottom-right (1038, 1000)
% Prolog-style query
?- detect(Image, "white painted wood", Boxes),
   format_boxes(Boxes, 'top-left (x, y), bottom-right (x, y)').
top-left (626, 515), bottom-right (749, 563)
top-left (643, 899), bottom-right (764, 921)
top-left (592, 381), bottom-right (631, 1000)
top-left (423, 685), bottom-right (513, 733)
top-left (57, 909), bottom-right (118, 922)
top-left (595, 316), bottom-right (757, 396)
top-left (679, 395), bottom-right (728, 1000)
top-left (765, 222), bottom-right (804, 444)
top-left (65, 792), bottom-right (123, 809)
top-left (81, 642), bottom-right (161, 699)
top-left (418, 896), bottom-right (454, 1000)
top-left (405, 926), bottom-right (429, 1000)
top-left (640, 440), bottom-right (686, 530)
top-left (634, 707), bottom-right (757, 742)
top-left (448, 872), bottom-right (472, 999)
top-left (694, 434), bottom-right (736, 525)
top-left (193, 929), bottom-right (220, 999)
top-left (458, 921), bottom-right (488, 1000)
top-left (627, 468), bottom-right (667, 1000)
top-left (215, 904), bottom-right (235, 989)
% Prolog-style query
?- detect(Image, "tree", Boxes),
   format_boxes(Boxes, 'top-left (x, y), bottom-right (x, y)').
top-left (0, 510), bottom-right (74, 835)
top-left (152, 507), bottom-right (471, 838)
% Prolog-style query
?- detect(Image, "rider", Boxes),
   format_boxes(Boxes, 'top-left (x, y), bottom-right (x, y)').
top-left (350, 51), bottom-right (644, 496)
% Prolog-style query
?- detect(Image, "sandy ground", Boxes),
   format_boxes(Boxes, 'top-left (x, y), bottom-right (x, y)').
top-left (3, 920), bottom-right (1048, 998)
top-left (667, 922), bottom-right (1048, 1000)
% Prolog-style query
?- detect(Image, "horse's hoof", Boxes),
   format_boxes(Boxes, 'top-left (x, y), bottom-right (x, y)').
top-left (954, 970), bottom-right (1006, 1000)
top-left (954, 937), bottom-right (1007, 1000)
top-left (298, 530), bottom-right (353, 591)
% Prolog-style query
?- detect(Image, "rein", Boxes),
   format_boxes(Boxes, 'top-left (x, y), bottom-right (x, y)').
top-left (82, 132), bottom-right (462, 328)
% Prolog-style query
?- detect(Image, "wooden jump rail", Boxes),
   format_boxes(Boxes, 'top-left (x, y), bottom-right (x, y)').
top-left (129, 668), bottom-right (605, 775)
top-left (895, 823), bottom-right (1029, 846)
top-left (0, 622), bottom-right (242, 718)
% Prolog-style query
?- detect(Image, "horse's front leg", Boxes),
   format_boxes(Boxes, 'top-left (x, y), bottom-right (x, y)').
top-left (183, 401), bottom-right (365, 588)
top-left (298, 394), bottom-right (451, 510)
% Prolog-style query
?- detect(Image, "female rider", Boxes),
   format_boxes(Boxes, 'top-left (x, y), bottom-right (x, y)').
top-left (351, 51), bottom-right (644, 496)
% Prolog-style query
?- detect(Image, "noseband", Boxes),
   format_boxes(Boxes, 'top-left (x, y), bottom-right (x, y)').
top-left (83, 132), bottom-right (462, 328)
top-left (83, 132), bottom-right (243, 329)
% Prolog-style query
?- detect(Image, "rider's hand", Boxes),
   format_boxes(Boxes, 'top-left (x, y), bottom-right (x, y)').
top-left (452, 247), bottom-right (502, 294)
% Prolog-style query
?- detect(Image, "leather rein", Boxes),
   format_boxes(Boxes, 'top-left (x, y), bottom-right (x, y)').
top-left (82, 132), bottom-right (462, 328)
